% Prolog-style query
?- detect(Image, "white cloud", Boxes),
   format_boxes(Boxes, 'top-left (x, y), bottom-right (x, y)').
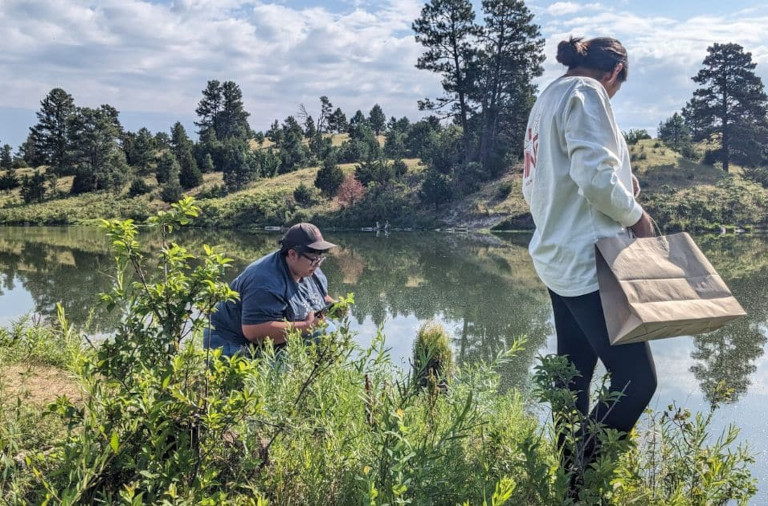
top-left (0, 0), bottom-right (438, 141)
top-left (544, 2), bottom-right (603, 17)
top-left (2, 0), bottom-right (768, 145)
top-left (534, 6), bottom-right (768, 132)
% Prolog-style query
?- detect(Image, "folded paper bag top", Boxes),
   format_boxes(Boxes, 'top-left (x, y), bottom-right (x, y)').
top-left (596, 232), bottom-right (746, 345)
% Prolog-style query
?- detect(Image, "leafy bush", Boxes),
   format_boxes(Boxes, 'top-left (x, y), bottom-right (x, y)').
top-left (496, 181), bottom-right (514, 200)
top-left (0, 171), bottom-right (20, 191)
top-left (412, 321), bottom-right (453, 388)
top-left (624, 129), bottom-right (651, 145)
top-left (314, 156), bottom-right (344, 198)
top-left (293, 181), bottom-right (317, 206)
top-left (419, 169), bottom-right (453, 208)
top-left (127, 177), bottom-right (150, 197)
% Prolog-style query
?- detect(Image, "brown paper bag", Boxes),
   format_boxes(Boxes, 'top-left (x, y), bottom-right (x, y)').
top-left (595, 232), bottom-right (746, 345)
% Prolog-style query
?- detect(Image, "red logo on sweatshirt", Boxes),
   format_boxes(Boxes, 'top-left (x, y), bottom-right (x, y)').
top-left (524, 127), bottom-right (538, 178)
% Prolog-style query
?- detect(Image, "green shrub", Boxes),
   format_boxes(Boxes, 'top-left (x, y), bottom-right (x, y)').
top-left (412, 321), bottom-right (454, 389)
top-left (496, 181), bottom-right (514, 200)
top-left (127, 177), bottom-right (150, 197)
top-left (293, 181), bottom-right (317, 206)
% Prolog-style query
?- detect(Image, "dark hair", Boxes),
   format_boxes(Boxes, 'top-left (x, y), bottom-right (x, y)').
top-left (556, 36), bottom-right (628, 81)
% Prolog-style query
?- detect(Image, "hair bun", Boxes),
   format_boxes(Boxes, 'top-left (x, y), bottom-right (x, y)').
top-left (556, 36), bottom-right (586, 67)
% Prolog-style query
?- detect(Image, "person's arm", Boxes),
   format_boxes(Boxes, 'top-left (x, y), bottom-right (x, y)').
top-left (241, 311), bottom-right (321, 344)
top-left (564, 85), bottom-right (643, 228)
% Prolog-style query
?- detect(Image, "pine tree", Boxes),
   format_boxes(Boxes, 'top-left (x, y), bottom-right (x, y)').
top-left (413, 0), bottom-right (477, 156)
top-left (314, 155), bottom-right (345, 198)
top-left (0, 144), bottom-right (12, 169)
top-left (29, 88), bottom-right (75, 174)
top-left (658, 113), bottom-right (693, 154)
top-left (684, 42), bottom-right (768, 171)
top-left (156, 152), bottom-right (178, 185)
top-left (171, 122), bottom-right (202, 188)
top-left (473, 0), bottom-right (544, 175)
top-left (369, 104), bottom-right (386, 135)
top-left (68, 105), bottom-right (128, 193)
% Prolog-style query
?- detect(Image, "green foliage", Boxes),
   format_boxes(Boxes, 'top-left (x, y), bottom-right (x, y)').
top-left (127, 177), bottom-right (151, 197)
top-left (220, 139), bottom-right (260, 192)
top-left (20, 171), bottom-right (48, 203)
top-left (68, 105), bottom-right (129, 193)
top-left (1, 144), bottom-right (14, 169)
top-left (368, 103), bottom-right (386, 135)
top-left (533, 354), bottom-right (756, 505)
top-left (160, 176), bottom-right (183, 203)
top-left (155, 151), bottom-right (178, 185)
top-left (624, 129), bottom-right (652, 145)
top-left (496, 181), bottom-right (513, 200)
top-left (643, 176), bottom-right (768, 231)
top-left (414, 0), bottom-right (544, 176)
top-left (178, 150), bottom-right (203, 189)
top-left (0, 205), bottom-right (757, 504)
top-left (314, 156), bottom-right (345, 198)
top-left (124, 127), bottom-right (156, 175)
top-left (658, 113), bottom-right (693, 155)
top-left (355, 156), bottom-right (395, 186)
top-left (195, 80), bottom-right (251, 143)
top-left (29, 88), bottom-right (75, 174)
top-left (611, 402), bottom-right (756, 505)
top-left (419, 168), bottom-right (454, 208)
top-left (292, 181), bottom-right (318, 206)
top-left (277, 116), bottom-right (309, 173)
top-left (0, 170), bottom-right (20, 191)
top-left (412, 321), bottom-right (454, 388)
top-left (683, 42), bottom-right (768, 172)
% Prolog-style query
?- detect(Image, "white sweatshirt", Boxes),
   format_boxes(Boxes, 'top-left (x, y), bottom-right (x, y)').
top-left (522, 75), bottom-right (643, 297)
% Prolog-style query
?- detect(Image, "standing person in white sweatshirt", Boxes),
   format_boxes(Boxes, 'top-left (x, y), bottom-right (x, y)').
top-left (523, 36), bottom-right (657, 472)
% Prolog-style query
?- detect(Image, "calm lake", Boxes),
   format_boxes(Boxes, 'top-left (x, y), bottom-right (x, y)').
top-left (1, 226), bottom-right (767, 500)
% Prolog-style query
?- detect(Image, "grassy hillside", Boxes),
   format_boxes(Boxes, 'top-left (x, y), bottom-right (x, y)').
top-left (1, 138), bottom-right (767, 231)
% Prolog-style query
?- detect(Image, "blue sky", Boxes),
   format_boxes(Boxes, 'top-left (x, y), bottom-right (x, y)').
top-left (1, 0), bottom-right (767, 150)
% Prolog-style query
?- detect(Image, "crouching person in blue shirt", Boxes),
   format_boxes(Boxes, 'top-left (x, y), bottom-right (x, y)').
top-left (204, 223), bottom-right (338, 358)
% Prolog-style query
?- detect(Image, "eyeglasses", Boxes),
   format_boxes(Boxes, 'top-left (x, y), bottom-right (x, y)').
top-left (300, 252), bottom-right (326, 267)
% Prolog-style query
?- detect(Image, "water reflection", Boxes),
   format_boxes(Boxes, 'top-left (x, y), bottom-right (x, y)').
top-left (0, 226), bottom-right (767, 403)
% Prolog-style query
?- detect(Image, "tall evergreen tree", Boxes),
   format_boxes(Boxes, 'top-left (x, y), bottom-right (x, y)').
top-left (369, 104), bottom-right (387, 135)
top-left (128, 127), bottom-right (156, 175)
top-left (171, 122), bottom-right (202, 188)
top-left (348, 110), bottom-right (368, 134)
top-left (473, 0), bottom-right (544, 175)
top-left (155, 151), bottom-right (178, 185)
top-left (219, 81), bottom-right (251, 140)
top-left (317, 96), bottom-right (334, 134)
top-left (195, 80), bottom-right (251, 142)
top-left (67, 105), bottom-right (128, 193)
top-left (0, 144), bottom-right (12, 169)
top-left (684, 42), bottom-right (768, 171)
top-left (328, 108), bottom-right (348, 134)
top-left (278, 116), bottom-right (309, 173)
top-left (195, 80), bottom-right (223, 143)
top-left (29, 88), bottom-right (76, 174)
top-left (413, 0), bottom-right (477, 157)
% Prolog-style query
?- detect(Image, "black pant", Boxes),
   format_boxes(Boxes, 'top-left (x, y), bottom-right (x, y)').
top-left (549, 289), bottom-right (657, 433)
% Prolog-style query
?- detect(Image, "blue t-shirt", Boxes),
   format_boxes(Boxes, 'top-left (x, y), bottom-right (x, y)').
top-left (208, 250), bottom-right (329, 347)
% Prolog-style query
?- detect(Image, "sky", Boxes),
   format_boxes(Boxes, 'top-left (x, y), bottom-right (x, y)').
top-left (1, 0), bottom-right (768, 150)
